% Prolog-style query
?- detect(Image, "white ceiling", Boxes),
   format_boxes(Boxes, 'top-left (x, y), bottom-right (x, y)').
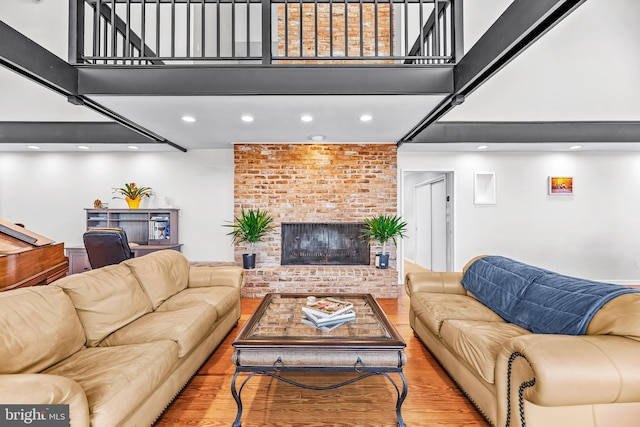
top-left (90, 94), bottom-right (446, 148)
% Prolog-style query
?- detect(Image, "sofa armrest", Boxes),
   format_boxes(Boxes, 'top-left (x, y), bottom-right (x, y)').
top-left (0, 374), bottom-right (90, 427)
top-left (496, 334), bottom-right (640, 427)
top-left (404, 271), bottom-right (465, 297)
top-left (188, 266), bottom-right (245, 289)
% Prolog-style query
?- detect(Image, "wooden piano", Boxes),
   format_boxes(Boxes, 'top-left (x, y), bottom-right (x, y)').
top-left (0, 219), bottom-right (68, 292)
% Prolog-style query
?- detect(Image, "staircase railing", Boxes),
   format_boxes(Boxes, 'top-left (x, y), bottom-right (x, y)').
top-left (69, 0), bottom-right (459, 65)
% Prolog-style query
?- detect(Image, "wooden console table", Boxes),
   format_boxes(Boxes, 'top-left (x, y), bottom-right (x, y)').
top-left (65, 244), bottom-right (182, 274)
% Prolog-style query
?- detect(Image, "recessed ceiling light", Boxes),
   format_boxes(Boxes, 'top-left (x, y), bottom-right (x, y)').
top-left (27, 145), bottom-right (40, 150)
top-left (127, 145), bottom-right (139, 150)
top-left (360, 114), bottom-right (372, 122)
top-left (182, 115), bottom-right (196, 123)
top-left (241, 115), bottom-right (254, 122)
top-left (77, 145), bottom-right (90, 150)
top-left (308, 135), bottom-right (325, 142)
top-left (477, 145), bottom-right (489, 150)
top-left (300, 115), bottom-right (313, 122)
top-left (569, 145), bottom-right (583, 150)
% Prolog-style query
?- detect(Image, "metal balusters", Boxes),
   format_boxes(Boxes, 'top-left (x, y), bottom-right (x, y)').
top-left (359, 0), bottom-right (363, 58)
top-left (299, 0), bottom-right (303, 58)
top-left (329, 0), bottom-right (333, 57)
top-left (93, 0), bottom-right (101, 62)
top-left (418, 0), bottom-right (423, 63)
top-left (246, 0), bottom-right (250, 58)
top-left (141, 0), bottom-right (146, 63)
top-left (441, 1), bottom-right (447, 63)
top-left (124, 0), bottom-right (131, 61)
top-left (373, 0), bottom-right (378, 57)
top-left (216, 0), bottom-right (221, 57)
top-left (78, 0), bottom-right (454, 65)
top-left (185, 0), bottom-right (191, 58)
top-left (102, 13), bottom-right (108, 64)
top-left (284, 0), bottom-right (289, 58)
top-left (389, 0), bottom-right (393, 59)
top-left (403, 0), bottom-right (408, 60)
top-left (314, 0), bottom-right (318, 58)
top-left (155, 0), bottom-right (160, 61)
top-left (433, 0), bottom-right (439, 61)
top-left (341, 1), bottom-right (345, 58)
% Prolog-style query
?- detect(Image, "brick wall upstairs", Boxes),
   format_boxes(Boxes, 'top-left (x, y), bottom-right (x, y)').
top-left (276, 3), bottom-right (393, 64)
top-left (233, 143), bottom-right (398, 268)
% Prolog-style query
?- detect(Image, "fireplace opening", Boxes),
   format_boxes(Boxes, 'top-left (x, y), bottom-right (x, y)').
top-left (281, 223), bottom-right (370, 265)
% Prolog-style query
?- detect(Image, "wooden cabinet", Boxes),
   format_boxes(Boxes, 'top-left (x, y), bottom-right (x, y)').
top-left (85, 208), bottom-right (179, 246)
top-left (65, 208), bottom-right (182, 275)
top-left (66, 246), bottom-right (92, 274)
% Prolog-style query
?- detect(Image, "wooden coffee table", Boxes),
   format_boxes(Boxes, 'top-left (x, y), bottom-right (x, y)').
top-left (231, 293), bottom-right (407, 426)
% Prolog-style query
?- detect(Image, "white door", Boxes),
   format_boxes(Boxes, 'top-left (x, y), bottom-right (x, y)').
top-left (415, 177), bottom-right (447, 271)
top-left (415, 183), bottom-right (432, 269)
top-left (430, 179), bottom-right (447, 271)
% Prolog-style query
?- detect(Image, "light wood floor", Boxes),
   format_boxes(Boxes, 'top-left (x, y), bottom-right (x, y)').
top-left (155, 288), bottom-right (489, 426)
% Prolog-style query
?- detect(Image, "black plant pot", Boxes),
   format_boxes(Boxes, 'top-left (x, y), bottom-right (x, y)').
top-left (378, 254), bottom-right (389, 269)
top-left (242, 253), bottom-right (256, 269)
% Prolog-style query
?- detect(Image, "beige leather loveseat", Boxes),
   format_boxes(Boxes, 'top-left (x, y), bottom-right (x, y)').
top-left (0, 250), bottom-right (244, 427)
top-left (405, 255), bottom-right (640, 427)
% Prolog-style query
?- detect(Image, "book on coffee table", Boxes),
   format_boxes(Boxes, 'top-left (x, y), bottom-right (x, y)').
top-left (302, 308), bottom-right (355, 327)
top-left (302, 297), bottom-right (353, 319)
top-left (301, 318), bottom-right (350, 332)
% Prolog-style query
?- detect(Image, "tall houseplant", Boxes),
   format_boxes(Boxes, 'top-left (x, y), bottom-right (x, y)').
top-left (361, 214), bottom-right (407, 269)
top-left (224, 208), bottom-right (274, 269)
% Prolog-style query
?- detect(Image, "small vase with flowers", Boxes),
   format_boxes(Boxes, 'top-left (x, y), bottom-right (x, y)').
top-left (112, 182), bottom-right (153, 209)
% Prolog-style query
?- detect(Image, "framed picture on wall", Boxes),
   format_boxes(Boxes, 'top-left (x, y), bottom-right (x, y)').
top-left (548, 177), bottom-right (573, 195)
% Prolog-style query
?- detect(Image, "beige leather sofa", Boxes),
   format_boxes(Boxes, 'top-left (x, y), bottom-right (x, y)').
top-left (405, 255), bottom-right (640, 427)
top-left (0, 250), bottom-right (244, 427)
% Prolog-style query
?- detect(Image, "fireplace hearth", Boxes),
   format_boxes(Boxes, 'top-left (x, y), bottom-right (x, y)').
top-left (281, 223), bottom-right (369, 265)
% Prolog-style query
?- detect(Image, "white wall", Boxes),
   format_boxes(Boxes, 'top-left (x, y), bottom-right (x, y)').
top-left (0, 150), bottom-right (235, 262)
top-left (398, 150), bottom-right (640, 283)
top-left (462, 0), bottom-right (513, 54)
top-left (448, 0), bottom-right (640, 122)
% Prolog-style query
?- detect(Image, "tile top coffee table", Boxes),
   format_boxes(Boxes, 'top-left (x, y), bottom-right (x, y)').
top-left (231, 293), bottom-right (407, 426)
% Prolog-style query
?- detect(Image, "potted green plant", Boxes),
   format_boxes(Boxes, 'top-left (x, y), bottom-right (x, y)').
top-left (361, 214), bottom-right (407, 269)
top-left (112, 182), bottom-right (153, 209)
top-left (224, 208), bottom-right (275, 269)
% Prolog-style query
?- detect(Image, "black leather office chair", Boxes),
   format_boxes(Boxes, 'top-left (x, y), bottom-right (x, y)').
top-left (83, 228), bottom-right (134, 269)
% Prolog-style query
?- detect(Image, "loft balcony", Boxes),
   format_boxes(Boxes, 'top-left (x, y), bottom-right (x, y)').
top-left (70, 0), bottom-right (460, 66)
top-left (2, 0), bottom-right (590, 151)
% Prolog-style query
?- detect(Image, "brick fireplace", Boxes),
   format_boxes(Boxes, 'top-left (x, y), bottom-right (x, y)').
top-left (233, 143), bottom-right (399, 298)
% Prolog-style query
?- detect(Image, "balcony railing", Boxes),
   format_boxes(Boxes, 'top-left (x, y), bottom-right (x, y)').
top-left (70, 0), bottom-right (459, 65)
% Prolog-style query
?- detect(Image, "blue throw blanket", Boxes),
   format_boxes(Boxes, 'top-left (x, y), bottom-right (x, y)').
top-left (461, 256), bottom-right (640, 335)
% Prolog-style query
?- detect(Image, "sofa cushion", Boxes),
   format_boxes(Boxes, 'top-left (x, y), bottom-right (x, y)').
top-left (44, 341), bottom-right (178, 427)
top-left (461, 255), bottom-right (640, 335)
top-left (440, 319), bottom-right (530, 384)
top-left (0, 286), bottom-right (86, 374)
top-left (124, 250), bottom-right (190, 309)
top-left (99, 304), bottom-right (217, 357)
top-left (157, 286), bottom-right (240, 319)
top-left (587, 293), bottom-right (640, 340)
top-left (410, 292), bottom-right (503, 337)
top-left (55, 263), bottom-right (153, 346)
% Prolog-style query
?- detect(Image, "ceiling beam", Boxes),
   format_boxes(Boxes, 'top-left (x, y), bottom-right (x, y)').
top-left (77, 66), bottom-right (454, 96)
top-left (0, 122), bottom-right (162, 144)
top-left (0, 20), bottom-right (78, 96)
top-left (0, 20), bottom-right (186, 152)
top-left (409, 122), bottom-right (640, 144)
top-left (400, 0), bottom-right (587, 145)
